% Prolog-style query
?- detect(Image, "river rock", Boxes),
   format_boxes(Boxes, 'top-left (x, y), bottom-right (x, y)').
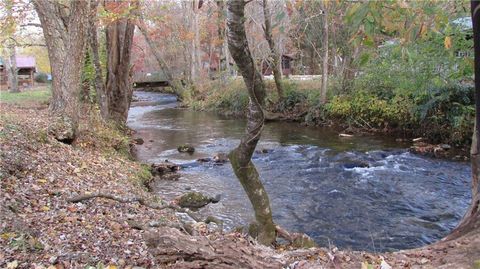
top-left (213, 153), bottom-right (228, 163)
top-left (133, 137), bottom-right (144, 145)
top-left (150, 162), bottom-right (181, 176)
top-left (342, 161), bottom-right (369, 169)
top-left (197, 157), bottom-right (212, 163)
top-left (178, 144), bottom-right (195, 153)
top-left (177, 192), bottom-right (220, 209)
top-left (255, 148), bottom-right (271, 154)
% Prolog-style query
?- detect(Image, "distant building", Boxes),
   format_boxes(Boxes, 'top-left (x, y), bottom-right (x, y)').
top-left (261, 54), bottom-right (295, 76)
top-left (0, 55), bottom-right (37, 88)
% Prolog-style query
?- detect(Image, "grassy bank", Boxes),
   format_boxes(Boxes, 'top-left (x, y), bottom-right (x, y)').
top-left (182, 78), bottom-right (474, 148)
top-left (0, 86), bottom-right (52, 105)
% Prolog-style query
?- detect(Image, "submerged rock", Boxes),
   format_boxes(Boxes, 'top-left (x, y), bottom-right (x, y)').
top-left (342, 161), bottom-right (369, 169)
top-left (178, 144), bottom-right (195, 153)
top-left (197, 157), bottom-right (212, 163)
top-left (177, 192), bottom-right (220, 209)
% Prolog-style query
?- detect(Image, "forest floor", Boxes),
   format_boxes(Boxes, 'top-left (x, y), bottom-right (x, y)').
top-left (1, 94), bottom-right (480, 268)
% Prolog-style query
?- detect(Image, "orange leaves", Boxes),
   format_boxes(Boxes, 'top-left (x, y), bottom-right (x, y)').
top-left (444, 36), bottom-right (452, 49)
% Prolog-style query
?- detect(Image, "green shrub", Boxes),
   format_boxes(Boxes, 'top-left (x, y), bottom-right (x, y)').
top-left (34, 72), bottom-right (48, 83)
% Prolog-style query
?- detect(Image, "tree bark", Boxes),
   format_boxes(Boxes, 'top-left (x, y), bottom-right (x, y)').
top-left (88, 0), bottom-right (108, 120)
top-left (33, 0), bottom-right (89, 142)
top-left (7, 43), bottom-right (19, 93)
top-left (263, 0), bottom-right (285, 102)
top-left (104, 0), bottom-right (137, 126)
top-left (448, 0), bottom-right (480, 239)
top-left (226, 0), bottom-right (275, 246)
top-left (320, 2), bottom-right (329, 104)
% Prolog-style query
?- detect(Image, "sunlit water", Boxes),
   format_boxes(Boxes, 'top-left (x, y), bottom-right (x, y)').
top-left (127, 91), bottom-right (471, 252)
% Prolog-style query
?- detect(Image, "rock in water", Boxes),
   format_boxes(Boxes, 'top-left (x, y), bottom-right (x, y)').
top-left (177, 192), bottom-right (220, 209)
top-left (133, 137), bottom-right (144, 145)
top-left (150, 162), bottom-right (181, 176)
top-left (213, 153), bottom-right (228, 163)
top-left (178, 144), bottom-right (195, 153)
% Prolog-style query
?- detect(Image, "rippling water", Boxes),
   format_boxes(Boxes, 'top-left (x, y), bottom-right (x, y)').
top-left (127, 91), bottom-right (471, 252)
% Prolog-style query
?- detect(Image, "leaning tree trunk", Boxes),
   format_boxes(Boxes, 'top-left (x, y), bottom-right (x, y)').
top-left (447, 0), bottom-right (480, 239)
top-left (263, 0), bottom-right (284, 102)
top-left (226, 0), bottom-right (276, 246)
top-left (33, 0), bottom-right (89, 142)
top-left (137, 22), bottom-right (184, 96)
top-left (104, 0), bottom-right (137, 125)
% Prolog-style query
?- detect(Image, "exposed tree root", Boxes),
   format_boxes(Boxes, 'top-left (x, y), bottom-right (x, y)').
top-left (275, 225), bottom-right (316, 248)
top-left (144, 227), bottom-right (284, 268)
top-left (67, 192), bottom-right (202, 222)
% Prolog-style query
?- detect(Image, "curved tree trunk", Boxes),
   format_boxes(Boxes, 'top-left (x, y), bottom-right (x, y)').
top-left (33, 0), bottom-right (89, 142)
top-left (447, 0), bottom-right (480, 240)
top-left (262, 0), bottom-right (284, 102)
top-left (226, 0), bottom-right (275, 246)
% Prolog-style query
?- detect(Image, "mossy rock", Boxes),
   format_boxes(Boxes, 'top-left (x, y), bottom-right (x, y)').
top-left (178, 144), bottom-right (195, 153)
top-left (48, 115), bottom-right (76, 144)
top-left (178, 191), bottom-right (216, 209)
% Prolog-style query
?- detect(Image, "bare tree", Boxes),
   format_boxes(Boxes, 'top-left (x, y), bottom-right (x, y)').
top-left (33, 0), bottom-right (89, 142)
top-left (226, 0), bottom-right (276, 246)
top-left (137, 21), bottom-right (183, 95)
top-left (262, 0), bottom-right (284, 101)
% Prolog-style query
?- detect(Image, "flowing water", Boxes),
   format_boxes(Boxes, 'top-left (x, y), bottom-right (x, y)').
top-left (127, 91), bottom-right (471, 252)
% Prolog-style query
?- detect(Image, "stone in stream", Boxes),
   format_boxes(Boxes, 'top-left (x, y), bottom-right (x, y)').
top-left (255, 148), bottom-right (271, 154)
top-left (178, 144), bottom-right (195, 153)
top-left (342, 161), bottom-right (369, 169)
top-left (213, 153), bottom-right (228, 164)
top-left (150, 162), bottom-right (181, 176)
top-left (177, 192), bottom-right (221, 209)
top-left (133, 137), bottom-right (144, 145)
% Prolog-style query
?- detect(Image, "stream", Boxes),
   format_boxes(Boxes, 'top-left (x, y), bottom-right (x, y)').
top-left (127, 91), bottom-right (471, 252)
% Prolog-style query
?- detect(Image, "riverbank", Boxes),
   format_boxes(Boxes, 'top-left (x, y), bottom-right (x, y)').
top-left (181, 78), bottom-right (474, 158)
top-left (1, 94), bottom-right (479, 268)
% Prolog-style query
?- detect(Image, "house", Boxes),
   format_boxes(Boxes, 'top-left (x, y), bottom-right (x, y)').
top-left (262, 54), bottom-right (295, 76)
top-left (0, 55), bottom-right (37, 88)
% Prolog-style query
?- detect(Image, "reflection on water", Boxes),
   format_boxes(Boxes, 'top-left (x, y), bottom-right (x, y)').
top-left (128, 91), bottom-right (471, 252)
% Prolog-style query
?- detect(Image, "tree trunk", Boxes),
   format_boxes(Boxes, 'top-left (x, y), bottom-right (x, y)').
top-left (320, 2), bottom-right (329, 105)
top-left (88, 0), bottom-right (108, 120)
top-left (226, 0), bottom-right (276, 246)
top-left (447, 0), bottom-right (480, 239)
top-left (104, 0), bottom-right (137, 125)
top-left (33, 0), bottom-right (89, 142)
top-left (263, 0), bottom-right (284, 102)
top-left (7, 44), bottom-right (19, 93)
